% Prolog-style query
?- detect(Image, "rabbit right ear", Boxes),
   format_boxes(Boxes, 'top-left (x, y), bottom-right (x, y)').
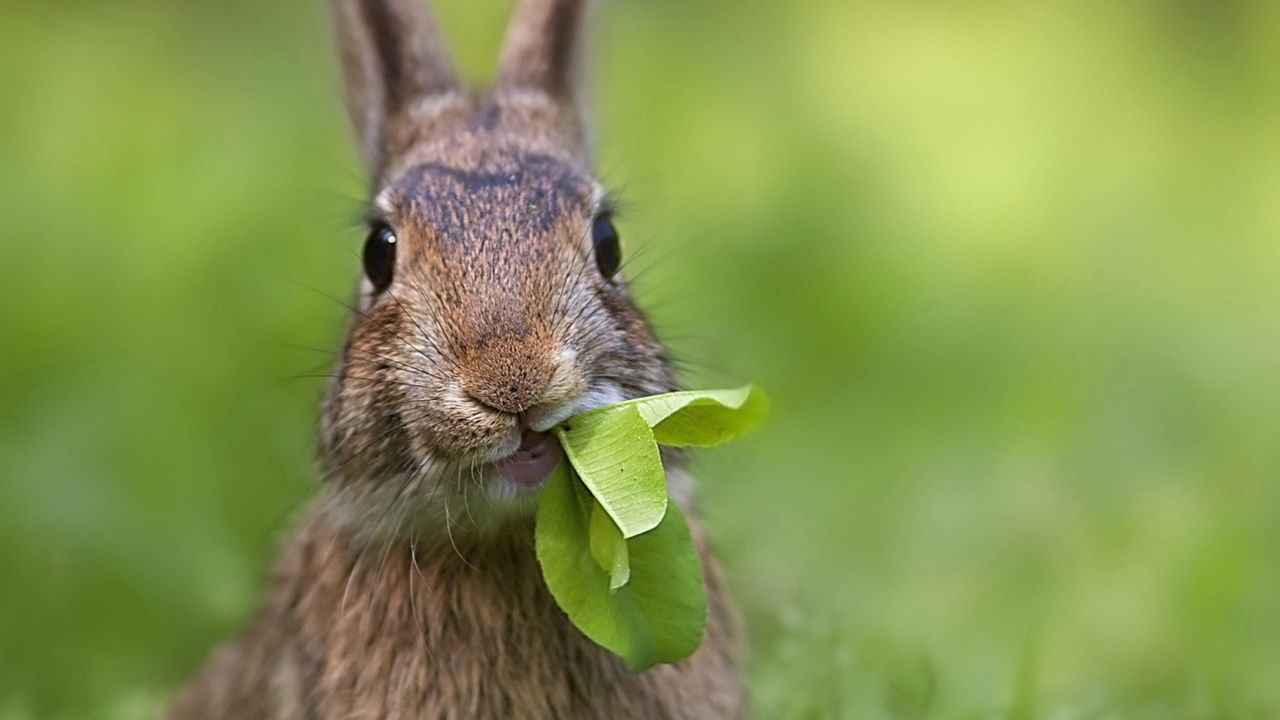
top-left (331, 0), bottom-right (458, 176)
top-left (495, 0), bottom-right (592, 105)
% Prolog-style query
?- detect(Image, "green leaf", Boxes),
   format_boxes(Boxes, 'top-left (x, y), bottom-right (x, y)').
top-left (588, 499), bottom-right (630, 591)
top-left (554, 405), bottom-right (667, 538)
top-left (536, 385), bottom-right (766, 671)
top-left (577, 385), bottom-right (769, 448)
top-left (536, 464), bottom-right (708, 672)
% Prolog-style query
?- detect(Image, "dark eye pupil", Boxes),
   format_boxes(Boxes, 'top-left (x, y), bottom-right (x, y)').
top-left (592, 216), bottom-right (621, 280)
top-left (363, 224), bottom-right (396, 294)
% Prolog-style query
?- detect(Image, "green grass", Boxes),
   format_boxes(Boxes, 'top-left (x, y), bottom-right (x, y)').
top-left (3, 0), bottom-right (1280, 717)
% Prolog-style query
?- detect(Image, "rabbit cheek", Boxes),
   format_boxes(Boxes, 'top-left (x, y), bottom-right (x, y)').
top-left (320, 377), bottom-right (417, 489)
top-left (416, 394), bottom-right (515, 459)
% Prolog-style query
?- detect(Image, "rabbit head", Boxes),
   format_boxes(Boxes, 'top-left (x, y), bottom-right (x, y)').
top-left (320, 0), bottom-right (675, 539)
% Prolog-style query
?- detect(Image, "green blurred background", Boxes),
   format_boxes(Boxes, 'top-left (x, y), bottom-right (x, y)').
top-left (3, 0), bottom-right (1280, 717)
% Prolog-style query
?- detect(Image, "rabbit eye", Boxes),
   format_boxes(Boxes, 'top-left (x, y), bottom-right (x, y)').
top-left (363, 223), bottom-right (397, 294)
top-left (591, 215), bottom-right (621, 280)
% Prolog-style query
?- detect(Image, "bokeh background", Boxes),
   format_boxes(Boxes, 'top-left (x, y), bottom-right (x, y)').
top-left (3, 0), bottom-right (1280, 717)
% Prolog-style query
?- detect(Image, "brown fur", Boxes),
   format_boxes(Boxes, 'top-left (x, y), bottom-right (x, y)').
top-left (169, 1), bottom-right (744, 716)
top-left (168, 493), bottom-right (741, 719)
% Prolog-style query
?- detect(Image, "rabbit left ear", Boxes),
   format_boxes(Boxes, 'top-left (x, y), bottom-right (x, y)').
top-left (332, 0), bottom-right (458, 176)
top-left (495, 0), bottom-right (593, 105)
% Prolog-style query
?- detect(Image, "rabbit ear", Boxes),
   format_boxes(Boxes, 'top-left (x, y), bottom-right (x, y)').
top-left (495, 0), bottom-right (592, 103)
top-left (332, 0), bottom-right (458, 174)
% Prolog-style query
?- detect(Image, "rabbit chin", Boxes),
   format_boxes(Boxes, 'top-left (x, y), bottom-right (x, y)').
top-left (319, 458), bottom-right (545, 545)
top-left (320, 455), bottom-right (697, 548)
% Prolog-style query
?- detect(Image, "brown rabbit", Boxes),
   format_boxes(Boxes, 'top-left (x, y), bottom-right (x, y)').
top-left (166, 0), bottom-right (744, 717)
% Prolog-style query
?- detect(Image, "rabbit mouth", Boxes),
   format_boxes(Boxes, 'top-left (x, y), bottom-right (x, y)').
top-left (492, 428), bottom-right (563, 489)
top-left (482, 382), bottom-right (627, 494)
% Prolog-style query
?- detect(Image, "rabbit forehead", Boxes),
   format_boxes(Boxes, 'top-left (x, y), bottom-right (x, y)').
top-left (387, 147), bottom-right (597, 239)
top-left (373, 146), bottom-right (603, 348)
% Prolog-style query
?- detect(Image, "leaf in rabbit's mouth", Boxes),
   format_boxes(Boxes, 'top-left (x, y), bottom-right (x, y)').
top-left (534, 385), bottom-right (768, 672)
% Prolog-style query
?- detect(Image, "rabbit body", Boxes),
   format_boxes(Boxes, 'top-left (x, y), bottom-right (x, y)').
top-left (169, 1), bottom-right (744, 717)
top-left (168, 488), bottom-right (741, 719)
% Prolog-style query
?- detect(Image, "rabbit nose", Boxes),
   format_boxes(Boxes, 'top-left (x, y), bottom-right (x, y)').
top-left (461, 346), bottom-right (557, 415)
top-left (465, 367), bottom-right (552, 415)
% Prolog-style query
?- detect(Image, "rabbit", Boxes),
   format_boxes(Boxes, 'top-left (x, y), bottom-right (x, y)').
top-left (166, 0), bottom-right (744, 717)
